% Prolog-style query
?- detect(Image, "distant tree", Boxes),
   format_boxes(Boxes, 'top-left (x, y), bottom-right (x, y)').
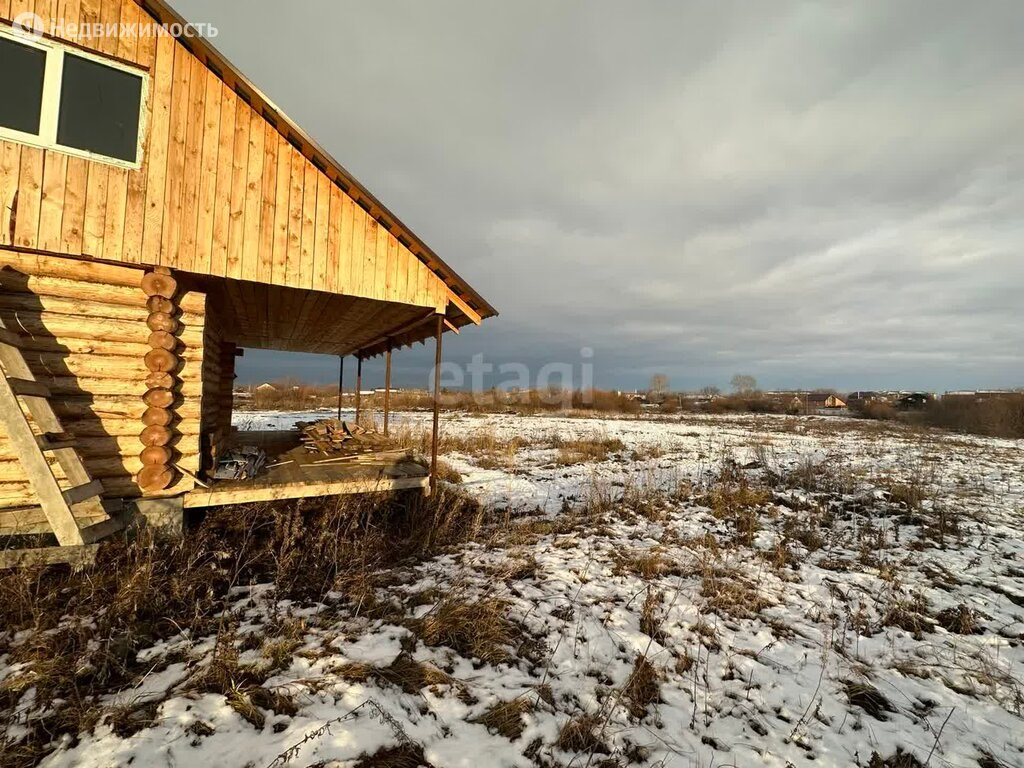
top-left (699, 386), bottom-right (721, 397)
top-left (649, 373), bottom-right (670, 395)
top-left (731, 374), bottom-right (758, 394)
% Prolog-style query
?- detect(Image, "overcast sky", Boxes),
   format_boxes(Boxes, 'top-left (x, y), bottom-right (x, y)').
top-left (175, 0), bottom-right (1023, 393)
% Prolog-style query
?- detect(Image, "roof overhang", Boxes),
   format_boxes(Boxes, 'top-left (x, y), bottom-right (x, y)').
top-left (136, 0), bottom-right (497, 326)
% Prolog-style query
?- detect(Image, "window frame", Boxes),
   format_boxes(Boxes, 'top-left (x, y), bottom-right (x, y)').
top-left (0, 24), bottom-right (149, 170)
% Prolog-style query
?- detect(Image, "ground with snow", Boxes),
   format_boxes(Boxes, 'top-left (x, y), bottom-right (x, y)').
top-left (3, 411), bottom-right (1023, 767)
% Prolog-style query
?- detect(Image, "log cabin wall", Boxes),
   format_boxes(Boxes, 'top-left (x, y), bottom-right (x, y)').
top-left (198, 293), bottom-right (235, 473)
top-left (0, 0), bottom-right (450, 313)
top-left (0, 250), bottom-right (204, 515)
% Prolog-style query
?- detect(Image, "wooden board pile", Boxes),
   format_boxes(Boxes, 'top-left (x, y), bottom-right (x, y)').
top-left (297, 419), bottom-right (391, 455)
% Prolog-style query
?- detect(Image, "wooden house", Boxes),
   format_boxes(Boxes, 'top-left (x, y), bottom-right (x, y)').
top-left (0, 0), bottom-right (495, 564)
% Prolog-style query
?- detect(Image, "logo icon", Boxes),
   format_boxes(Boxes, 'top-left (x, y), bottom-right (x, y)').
top-left (12, 11), bottom-right (45, 38)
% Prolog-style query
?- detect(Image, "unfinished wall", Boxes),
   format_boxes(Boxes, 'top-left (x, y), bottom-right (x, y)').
top-left (0, 251), bottom-right (203, 524)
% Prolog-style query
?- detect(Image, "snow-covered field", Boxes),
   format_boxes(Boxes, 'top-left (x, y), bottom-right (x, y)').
top-left (4, 411), bottom-right (1023, 767)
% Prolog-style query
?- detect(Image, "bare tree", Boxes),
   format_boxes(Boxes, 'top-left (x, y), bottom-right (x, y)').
top-left (649, 373), bottom-right (670, 395)
top-left (730, 374), bottom-right (758, 394)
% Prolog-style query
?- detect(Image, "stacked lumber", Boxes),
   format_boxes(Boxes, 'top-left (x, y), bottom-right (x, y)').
top-left (298, 419), bottom-right (390, 455)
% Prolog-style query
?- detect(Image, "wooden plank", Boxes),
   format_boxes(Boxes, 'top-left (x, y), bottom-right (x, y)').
top-left (140, 27), bottom-right (175, 265)
top-left (374, 225), bottom-right (389, 300)
top-left (193, 71), bottom-right (223, 275)
top-left (348, 205), bottom-right (366, 296)
top-left (176, 54), bottom-right (208, 272)
top-left (159, 42), bottom-right (192, 267)
top-left (63, 478), bottom-right (103, 505)
top-left (14, 148), bottom-right (44, 250)
top-left (336, 194), bottom-right (354, 294)
top-left (0, 373), bottom-right (83, 545)
top-left (209, 82), bottom-right (236, 276)
top-left (99, 0), bottom-right (136, 263)
top-left (0, 544), bottom-right (99, 570)
top-left (362, 215), bottom-right (379, 299)
top-left (121, 12), bottom-right (158, 263)
top-left (257, 121), bottom-right (279, 283)
top-left (226, 99), bottom-right (251, 279)
top-left (325, 184), bottom-right (342, 294)
top-left (270, 137), bottom-right (291, 284)
top-left (285, 150), bottom-right (305, 285)
top-left (183, 474), bottom-right (428, 508)
top-left (300, 161), bottom-right (317, 289)
top-left (37, 151), bottom-right (68, 253)
top-left (240, 108), bottom-right (265, 281)
top-left (0, 143), bottom-right (22, 248)
top-left (312, 173), bottom-right (330, 291)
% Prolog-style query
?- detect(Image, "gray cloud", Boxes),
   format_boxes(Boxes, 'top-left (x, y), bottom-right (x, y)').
top-left (176, 0), bottom-right (1024, 392)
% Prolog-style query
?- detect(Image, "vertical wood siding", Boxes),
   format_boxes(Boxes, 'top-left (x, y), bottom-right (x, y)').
top-left (0, 2), bottom-right (448, 311)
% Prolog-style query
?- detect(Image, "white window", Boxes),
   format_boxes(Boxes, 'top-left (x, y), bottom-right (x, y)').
top-left (0, 25), bottom-right (148, 168)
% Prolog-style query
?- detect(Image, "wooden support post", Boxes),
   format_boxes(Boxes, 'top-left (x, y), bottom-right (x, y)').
top-left (383, 347), bottom-right (392, 437)
top-left (430, 314), bottom-right (443, 495)
top-left (355, 356), bottom-right (363, 424)
top-left (342, 356), bottom-right (350, 421)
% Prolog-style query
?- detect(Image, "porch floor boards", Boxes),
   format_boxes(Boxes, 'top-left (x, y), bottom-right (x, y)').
top-left (183, 430), bottom-right (428, 508)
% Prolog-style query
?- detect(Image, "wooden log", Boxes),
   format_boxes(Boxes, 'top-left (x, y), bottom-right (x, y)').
top-left (144, 347), bottom-right (178, 372)
top-left (0, 312), bottom-right (201, 346)
top-left (146, 312), bottom-right (178, 333)
top-left (0, 271), bottom-right (205, 313)
top-left (148, 330), bottom-right (177, 350)
top-left (143, 388), bottom-right (175, 408)
top-left (49, 397), bottom-right (201, 421)
top-left (145, 370), bottom-right (175, 390)
top-left (139, 445), bottom-right (173, 466)
top-left (141, 406), bottom-right (174, 427)
top-left (23, 353), bottom-right (148, 379)
top-left (0, 293), bottom-right (203, 327)
top-left (141, 271), bottom-right (178, 298)
top-left (137, 464), bottom-right (173, 493)
top-left (17, 336), bottom-right (199, 360)
top-left (140, 424), bottom-right (172, 446)
top-left (0, 452), bottom-right (200, 482)
top-left (0, 250), bottom-right (146, 288)
top-left (146, 295), bottom-right (175, 314)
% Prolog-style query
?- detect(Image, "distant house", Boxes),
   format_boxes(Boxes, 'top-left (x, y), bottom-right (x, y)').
top-left (791, 393), bottom-right (847, 411)
top-left (897, 393), bottom-right (932, 409)
top-left (809, 393), bottom-right (847, 408)
top-left (256, 383), bottom-right (278, 393)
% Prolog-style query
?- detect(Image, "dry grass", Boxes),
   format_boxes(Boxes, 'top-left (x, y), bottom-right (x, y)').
top-left (409, 596), bottom-right (519, 665)
top-left (0, 488), bottom-right (487, 766)
top-left (622, 655), bottom-right (660, 720)
top-left (336, 654), bottom-right (454, 695)
top-left (556, 714), bottom-right (609, 755)
top-left (472, 697), bottom-right (533, 740)
top-left (639, 588), bottom-right (664, 640)
top-left (352, 743), bottom-right (431, 768)
top-left (554, 434), bottom-right (626, 465)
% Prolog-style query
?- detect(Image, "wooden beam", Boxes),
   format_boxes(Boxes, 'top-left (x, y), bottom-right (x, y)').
top-left (430, 314), bottom-right (443, 495)
top-left (350, 309), bottom-right (436, 358)
top-left (182, 475), bottom-right (429, 508)
top-left (0, 544), bottom-right (100, 570)
top-left (447, 290), bottom-right (482, 325)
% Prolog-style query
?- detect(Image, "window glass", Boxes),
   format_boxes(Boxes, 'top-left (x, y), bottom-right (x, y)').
top-left (0, 36), bottom-right (46, 135)
top-left (57, 52), bottom-right (143, 162)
